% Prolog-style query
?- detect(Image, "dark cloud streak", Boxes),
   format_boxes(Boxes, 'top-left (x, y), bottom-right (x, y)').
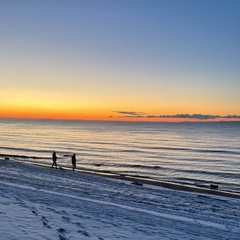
top-left (113, 111), bottom-right (145, 116)
top-left (113, 111), bottom-right (240, 120)
top-left (159, 114), bottom-right (240, 120)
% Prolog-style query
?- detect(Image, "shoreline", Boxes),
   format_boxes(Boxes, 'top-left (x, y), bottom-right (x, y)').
top-left (5, 158), bottom-right (240, 200)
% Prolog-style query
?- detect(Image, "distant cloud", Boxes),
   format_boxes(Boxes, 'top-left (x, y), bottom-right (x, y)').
top-left (146, 115), bottom-right (159, 118)
top-left (158, 114), bottom-right (240, 120)
top-left (113, 111), bottom-right (145, 119)
top-left (118, 115), bottom-right (144, 118)
top-left (114, 111), bottom-right (145, 116)
top-left (223, 115), bottom-right (240, 119)
top-left (112, 111), bottom-right (240, 120)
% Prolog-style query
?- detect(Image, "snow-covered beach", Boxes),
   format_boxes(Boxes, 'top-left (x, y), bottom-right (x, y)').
top-left (0, 159), bottom-right (239, 240)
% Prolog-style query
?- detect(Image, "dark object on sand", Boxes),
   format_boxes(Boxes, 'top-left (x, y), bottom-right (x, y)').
top-left (210, 184), bottom-right (218, 189)
top-left (131, 181), bottom-right (143, 186)
top-left (5, 157), bottom-right (9, 160)
top-left (195, 183), bottom-right (205, 188)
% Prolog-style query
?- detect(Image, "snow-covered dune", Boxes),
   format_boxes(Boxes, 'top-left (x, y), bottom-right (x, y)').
top-left (0, 159), bottom-right (239, 240)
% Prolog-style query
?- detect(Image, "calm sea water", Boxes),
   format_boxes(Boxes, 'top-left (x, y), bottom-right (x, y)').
top-left (0, 118), bottom-right (239, 192)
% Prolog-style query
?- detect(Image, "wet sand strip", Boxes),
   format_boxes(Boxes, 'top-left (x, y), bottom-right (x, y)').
top-left (3, 158), bottom-right (240, 200)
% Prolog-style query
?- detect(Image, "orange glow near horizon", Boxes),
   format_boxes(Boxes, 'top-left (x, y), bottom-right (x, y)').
top-left (1, 106), bottom-right (239, 122)
top-left (1, 91), bottom-right (239, 122)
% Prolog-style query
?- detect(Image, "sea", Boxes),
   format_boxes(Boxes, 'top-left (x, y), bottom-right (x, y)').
top-left (0, 118), bottom-right (239, 192)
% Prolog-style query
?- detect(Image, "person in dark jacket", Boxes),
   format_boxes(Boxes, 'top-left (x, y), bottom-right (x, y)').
top-left (51, 151), bottom-right (58, 169)
top-left (71, 153), bottom-right (76, 171)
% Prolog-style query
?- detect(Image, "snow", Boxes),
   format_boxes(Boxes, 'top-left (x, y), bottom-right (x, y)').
top-left (0, 159), bottom-right (239, 240)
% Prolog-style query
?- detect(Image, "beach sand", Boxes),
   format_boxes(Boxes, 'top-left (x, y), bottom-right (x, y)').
top-left (19, 159), bottom-right (240, 200)
top-left (0, 158), bottom-right (240, 239)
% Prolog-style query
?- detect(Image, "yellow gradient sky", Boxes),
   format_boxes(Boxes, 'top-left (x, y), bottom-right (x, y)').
top-left (1, 1), bottom-right (240, 121)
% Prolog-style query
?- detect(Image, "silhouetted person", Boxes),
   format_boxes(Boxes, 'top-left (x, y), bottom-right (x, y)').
top-left (72, 153), bottom-right (76, 171)
top-left (51, 151), bottom-right (58, 169)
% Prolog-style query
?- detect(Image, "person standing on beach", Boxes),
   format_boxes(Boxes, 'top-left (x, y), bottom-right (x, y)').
top-left (51, 151), bottom-right (58, 169)
top-left (71, 153), bottom-right (76, 171)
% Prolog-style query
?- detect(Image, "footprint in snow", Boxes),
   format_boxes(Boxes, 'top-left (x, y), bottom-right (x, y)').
top-left (57, 228), bottom-right (68, 240)
top-left (77, 229), bottom-right (91, 237)
top-left (46, 207), bottom-right (58, 213)
top-left (31, 210), bottom-right (38, 216)
top-left (62, 216), bottom-right (70, 223)
top-left (75, 222), bottom-right (84, 228)
top-left (59, 234), bottom-right (68, 240)
top-left (42, 216), bottom-right (52, 229)
top-left (57, 228), bottom-right (66, 233)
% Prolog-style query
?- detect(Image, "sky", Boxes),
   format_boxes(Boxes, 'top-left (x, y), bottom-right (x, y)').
top-left (0, 0), bottom-right (240, 121)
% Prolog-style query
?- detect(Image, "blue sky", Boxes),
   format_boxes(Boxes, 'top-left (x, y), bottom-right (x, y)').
top-left (0, 0), bottom-right (239, 120)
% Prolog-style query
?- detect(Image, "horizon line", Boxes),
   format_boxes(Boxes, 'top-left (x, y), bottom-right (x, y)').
top-left (0, 117), bottom-right (240, 124)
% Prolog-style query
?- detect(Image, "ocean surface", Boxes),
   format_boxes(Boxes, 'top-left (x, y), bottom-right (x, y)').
top-left (0, 118), bottom-right (239, 192)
